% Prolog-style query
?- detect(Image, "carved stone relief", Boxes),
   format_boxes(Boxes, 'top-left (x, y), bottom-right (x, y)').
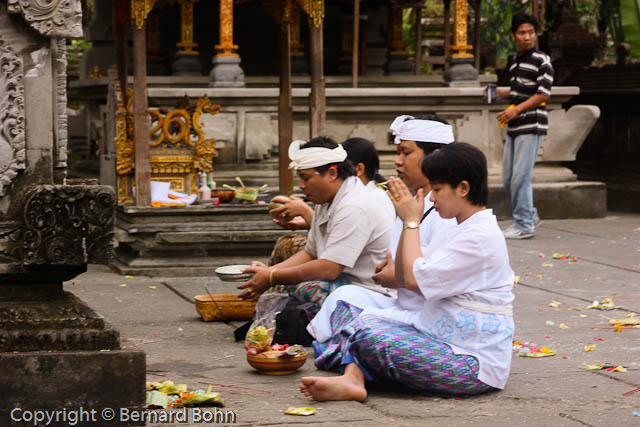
top-left (53, 38), bottom-right (68, 168)
top-left (0, 37), bottom-right (26, 197)
top-left (8, 0), bottom-right (83, 38)
top-left (22, 185), bottom-right (115, 265)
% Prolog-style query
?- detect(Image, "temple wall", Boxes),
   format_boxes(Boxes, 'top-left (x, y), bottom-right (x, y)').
top-left (143, 86), bottom-right (579, 174)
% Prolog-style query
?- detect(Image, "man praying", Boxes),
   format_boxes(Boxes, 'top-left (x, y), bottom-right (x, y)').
top-left (238, 137), bottom-right (393, 306)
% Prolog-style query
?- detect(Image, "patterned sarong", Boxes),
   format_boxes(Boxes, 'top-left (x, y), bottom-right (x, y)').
top-left (314, 301), bottom-right (495, 395)
top-left (294, 279), bottom-right (352, 306)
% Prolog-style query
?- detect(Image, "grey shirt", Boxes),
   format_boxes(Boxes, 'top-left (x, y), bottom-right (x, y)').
top-left (305, 176), bottom-right (394, 295)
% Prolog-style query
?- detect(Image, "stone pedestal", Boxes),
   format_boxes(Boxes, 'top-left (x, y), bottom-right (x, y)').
top-left (444, 59), bottom-right (479, 85)
top-left (0, 4), bottom-right (145, 423)
top-left (172, 54), bottom-right (202, 76)
top-left (384, 53), bottom-right (414, 75)
top-left (209, 56), bottom-right (245, 87)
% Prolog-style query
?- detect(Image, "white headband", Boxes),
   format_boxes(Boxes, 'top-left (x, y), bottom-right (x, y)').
top-left (389, 115), bottom-right (454, 145)
top-left (288, 139), bottom-right (348, 170)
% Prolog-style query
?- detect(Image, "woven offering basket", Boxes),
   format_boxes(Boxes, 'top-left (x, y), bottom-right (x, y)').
top-left (195, 294), bottom-right (256, 322)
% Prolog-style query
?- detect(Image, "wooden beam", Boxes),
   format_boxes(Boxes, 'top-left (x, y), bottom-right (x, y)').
top-left (279, 9), bottom-right (293, 195)
top-left (133, 21), bottom-right (150, 206)
top-left (309, 23), bottom-right (326, 138)
top-left (352, 0), bottom-right (360, 88)
top-left (414, 6), bottom-right (422, 74)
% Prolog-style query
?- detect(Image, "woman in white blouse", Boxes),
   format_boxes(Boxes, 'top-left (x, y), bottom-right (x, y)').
top-left (300, 142), bottom-right (515, 402)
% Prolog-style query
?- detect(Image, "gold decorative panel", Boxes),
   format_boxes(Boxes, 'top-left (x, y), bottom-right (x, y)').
top-left (115, 93), bottom-right (220, 204)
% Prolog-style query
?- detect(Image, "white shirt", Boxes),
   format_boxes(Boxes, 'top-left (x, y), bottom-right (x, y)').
top-left (366, 181), bottom-right (396, 223)
top-left (390, 192), bottom-right (456, 311)
top-left (413, 209), bottom-right (515, 389)
top-left (305, 176), bottom-right (394, 295)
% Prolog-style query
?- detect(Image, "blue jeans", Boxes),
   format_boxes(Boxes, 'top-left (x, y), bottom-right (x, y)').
top-left (502, 133), bottom-right (544, 232)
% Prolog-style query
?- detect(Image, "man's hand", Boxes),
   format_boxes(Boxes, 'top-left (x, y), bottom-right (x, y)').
top-left (272, 216), bottom-right (308, 230)
top-left (270, 196), bottom-right (313, 221)
top-left (372, 251), bottom-right (399, 288)
top-left (237, 266), bottom-right (271, 300)
top-left (496, 105), bottom-right (519, 124)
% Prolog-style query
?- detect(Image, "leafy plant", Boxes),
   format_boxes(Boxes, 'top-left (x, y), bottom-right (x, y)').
top-left (620, 0), bottom-right (640, 57)
top-left (66, 38), bottom-right (93, 78)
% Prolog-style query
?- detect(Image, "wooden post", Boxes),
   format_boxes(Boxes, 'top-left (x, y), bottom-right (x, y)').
top-left (443, 0), bottom-right (451, 71)
top-left (133, 20), bottom-right (150, 206)
top-left (279, 9), bottom-right (293, 195)
top-left (352, 0), bottom-right (360, 88)
top-left (474, 0), bottom-right (482, 70)
top-left (309, 22), bottom-right (326, 138)
top-left (414, 6), bottom-right (422, 75)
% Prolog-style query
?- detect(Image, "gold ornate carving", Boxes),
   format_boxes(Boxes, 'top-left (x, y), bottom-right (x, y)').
top-left (131, 0), bottom-right (158, 29)
top-left (177, 0), bottom-right (199, 55)
top-left (215, 0), bottom-right (239, 58)
top-left (296, 0), bottom-right (324, 28)
top-left (450, 0), bottom-right (473, 58)
top-left (88, 66), bottom-right (104, 78)
top-left (115, 93), bottom-right (219, 204)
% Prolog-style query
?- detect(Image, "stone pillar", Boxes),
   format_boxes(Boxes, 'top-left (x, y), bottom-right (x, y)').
top-left (385, 4), bottom-right (413, 75)
top-left (209, 0), bottom-right (245, 87)
top-left (0, 2), bottom-right (145, 422)
top-left (444, 0), bottom-right (478, 85)
top-left (173, 0), bottom-right (202, 76)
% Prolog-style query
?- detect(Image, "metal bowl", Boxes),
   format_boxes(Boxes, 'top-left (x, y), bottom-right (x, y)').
top-left (247, 350), bottom-right (308, 375)
top-left (215, 264), bottom-right (253, 282)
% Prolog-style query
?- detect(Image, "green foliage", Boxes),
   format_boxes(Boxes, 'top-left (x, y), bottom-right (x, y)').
top-left (66, 38), bottom-right (92, 77)
top-left (620, 0), bottom-right (640, 57)
top-left (481, 0), bottom-right (523, 61)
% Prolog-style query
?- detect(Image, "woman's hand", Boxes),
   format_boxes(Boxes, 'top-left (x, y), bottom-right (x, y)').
top-left (387, 177), bottom-right (423, 223)
top-left (237, 266), bottom-right (271, 300)
top-left (372, 251), bottom-right (400, 288)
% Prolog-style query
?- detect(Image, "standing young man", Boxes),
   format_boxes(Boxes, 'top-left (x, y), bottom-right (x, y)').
top-left (496, 12), bottom-right (554, 239)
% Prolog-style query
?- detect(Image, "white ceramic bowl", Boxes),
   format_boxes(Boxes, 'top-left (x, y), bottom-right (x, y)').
top-left (215, 264), bottom-right (253, 282)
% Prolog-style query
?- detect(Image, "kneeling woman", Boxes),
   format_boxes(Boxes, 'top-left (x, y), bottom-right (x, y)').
top-left (300, 143), bottom-right (515, 401)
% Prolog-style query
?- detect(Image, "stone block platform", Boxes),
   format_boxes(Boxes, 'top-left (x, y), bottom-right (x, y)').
top-left (113, 203), bottom-right (306, 277)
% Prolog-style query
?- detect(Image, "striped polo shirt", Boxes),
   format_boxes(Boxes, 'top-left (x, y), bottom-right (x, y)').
top-left (507, 48), bottom-right (554, 137)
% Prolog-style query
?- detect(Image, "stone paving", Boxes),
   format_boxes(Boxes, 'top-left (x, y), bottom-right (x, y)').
top-left (65, 213), bottom-right (640, 427)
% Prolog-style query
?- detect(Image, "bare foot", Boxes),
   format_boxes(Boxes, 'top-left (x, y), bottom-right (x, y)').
top-left (299, 376), bottom-right (367, 402)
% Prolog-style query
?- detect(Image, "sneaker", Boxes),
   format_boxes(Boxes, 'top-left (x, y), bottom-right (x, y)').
top-left (503, 224), bottom-right (535, 240)
top-left (533, 213), bottom-right (542, 228)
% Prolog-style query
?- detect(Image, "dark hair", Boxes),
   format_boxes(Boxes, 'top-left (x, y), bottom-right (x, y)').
top-left (421, 142), bottom-right (488, 206)
top-left (341, 137), bottom-right (382, 181)
top-left (300, 136), bottom-right (356, 179)
top-left (404, 114), bottom-right (451, 155)
top-left (511, 12), bottom-right (538, 34)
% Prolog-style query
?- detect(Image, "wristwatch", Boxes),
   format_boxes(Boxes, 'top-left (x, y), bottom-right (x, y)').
top-left (403, 221), bottom-right (419, 230)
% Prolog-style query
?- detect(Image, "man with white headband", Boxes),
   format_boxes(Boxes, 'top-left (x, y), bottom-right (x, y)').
top-left (307, 115), bottom-right (458, 340)
top-left (238, 136), bottom-right (394, 306)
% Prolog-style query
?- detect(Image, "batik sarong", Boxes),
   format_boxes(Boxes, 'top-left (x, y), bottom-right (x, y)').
top-left (314, 301), bottom-right (495, 396)
top-left (294, 278), bottom-right (352, 306)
